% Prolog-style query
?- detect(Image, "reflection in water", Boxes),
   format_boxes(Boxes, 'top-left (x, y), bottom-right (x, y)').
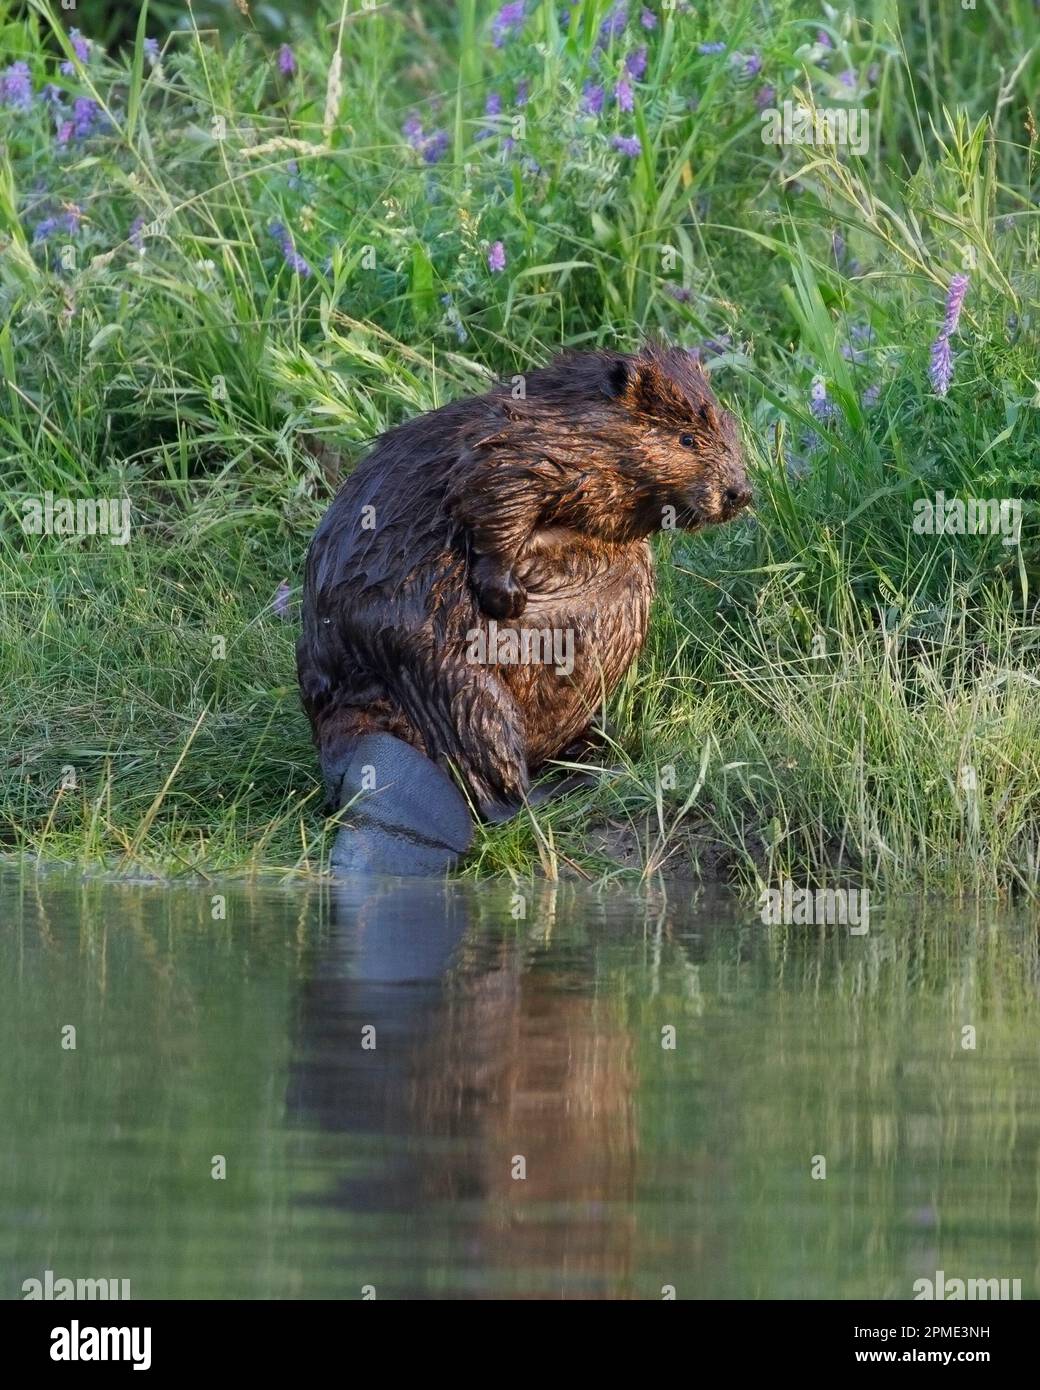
top-left (288, 881), bottom-right (638, 1296)
top-left (0, 867), bottom-right (1038, 1300)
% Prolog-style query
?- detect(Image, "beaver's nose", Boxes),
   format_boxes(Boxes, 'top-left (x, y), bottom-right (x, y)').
top-left (725, 486), bottom-right (752, 509)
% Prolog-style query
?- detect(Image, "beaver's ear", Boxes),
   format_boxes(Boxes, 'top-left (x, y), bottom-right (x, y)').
top-left (602, 357), bottom-right (631, 399)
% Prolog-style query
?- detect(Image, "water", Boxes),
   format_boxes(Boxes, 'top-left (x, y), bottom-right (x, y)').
top-left (1, 866), bottom-right (1038, 1301)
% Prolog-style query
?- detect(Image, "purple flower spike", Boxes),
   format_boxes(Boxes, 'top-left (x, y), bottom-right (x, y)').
top-left (929, 335), bottom-right (953, 397)
top-left (271, 222), bottom-right (311, 277)
top-left (278, 45), bottom-right (296, 77)
top-left (698, 42), bottom-right (726, 55)
top-left (598, 3), bottom-right (628, 46)
top-left (612, 134), bottom-right (642, 157)
top-left (615, 78), bottom-right (635, 112)
top-left (60, 27), bottom-right (90, 75)
top-left (1, 61), bottom-right (32, 111)
top-left (942, 273), bottom-right (969, 336)
top-left (640, 7), bottom-right (657, 30)
top-left (809, 378), bottom-right (838, 422)
top-left (487, 241), bottom-right (506, 273)
top-left (71, 96), bottom-right (102, 140)
top-left (403, 113), bottom-right (423, 144)
top-left (421, 129), bottom-right (449, 164)
top-left (144, 38), bottom-right (159, 63)
top-left (927, 274), bottom-right (969, 396)
top-left (582, 82), bottom-right (605, 116)
top-left (626, 46), bottom-right (648, 79)
top-left (492, 2), bottom-right (526, 48)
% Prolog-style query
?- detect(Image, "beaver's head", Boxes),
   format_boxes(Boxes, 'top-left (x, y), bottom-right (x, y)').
top-left (598, 342), bottom-right (750, 536)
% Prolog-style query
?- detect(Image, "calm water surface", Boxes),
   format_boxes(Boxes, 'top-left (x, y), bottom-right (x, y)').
top-left (1, 867), bottom-right (1038, 1299)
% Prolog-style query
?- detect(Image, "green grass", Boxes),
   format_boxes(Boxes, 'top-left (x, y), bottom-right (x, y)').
top-left (1, 0), bottom-right (1039, 894)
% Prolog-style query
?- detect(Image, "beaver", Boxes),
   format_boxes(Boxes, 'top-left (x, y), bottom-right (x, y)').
top-left (297, 342), bottom-right (749, 872)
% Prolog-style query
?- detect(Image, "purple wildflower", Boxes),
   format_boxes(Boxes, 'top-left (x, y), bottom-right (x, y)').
top-left (640, 7), bottom-right (657, 29)
top-left (56, 120), bottom-right (74, 146)
top-left (402, 114), bottom-right (449, 164)
top-left (694, 335), bottom-right (731, 360)
top-left (283, 245), bottom-right (311, 276)
top-left (33, 208), bottom-right (81, 243)
top-left (941, 273), bottom-right (969, 336)
top-left (33, 217), bottom-right (58, 244)
top-left (277, 44), bottom-right (296, 77)
top-left (421, 129), bottom-right (449, 164)
top-left (736, 52), bottom-right (762, 78)
top-left (809, 378), bottom-right (838, 422)
top-left (492, 2), bottom-right (525, 48)
top-left (612, 134), bottom-right (642, 156)
top-left (626, 45), bottom-right (648, 79)
top-left (41, 83), bottom-right (63, 106)
top-left (270, 221), bottom-right (311, 277)
top-left (861, 384), bottom-right (880, 409)
top-left (666, 285), bottom-right (692, 303)
top-left (615, 78), bottom-right (635, 112)
top-left (840, 69), bottom-right (856, 89)
top-left (129, 215), bottom-right (146, 249)
top-left (928, 274), bottom-right (969, 396)
top-left (516, 79), bottom-right (529, 106)
top-left (598, 3), bottom-right (629, 45)
top-left (476, 92), bottom-right (502, 141)
top-left (817, 30), bottom-right (832, 49)
top-left (71, 97), bottom-right (102, 141)
top-left (487, 241), bottom-right (506, 273)
top-left (582, 82), bottom-right (606, 116)
top-left (144, 37), bottom-right (159, 63)
top-left (755, 84), bottom-right (776, 110)
top-left (1, 61), bottom-right (32, 111)
top-left (273, 580), bottom-right (291, 619)
top-left (403, 112), bottom-right (424, 145)
top-left (60, 28), bottom-right (90, 75)
top-left (698, 41), bottom-right (726, 55)
top-left (929, 335), bottom-right (953, 397)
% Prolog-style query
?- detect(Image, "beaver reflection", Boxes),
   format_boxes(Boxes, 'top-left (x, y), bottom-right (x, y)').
top-left (286, 880), bottom-right (637, 1298)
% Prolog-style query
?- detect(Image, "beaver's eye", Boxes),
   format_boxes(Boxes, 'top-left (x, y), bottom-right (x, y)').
top-left (680, 433), bottom-right (695, 448)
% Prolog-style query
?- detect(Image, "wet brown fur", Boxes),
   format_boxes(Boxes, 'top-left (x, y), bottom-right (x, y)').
top-left (297, 343), bottom-right (749, 819)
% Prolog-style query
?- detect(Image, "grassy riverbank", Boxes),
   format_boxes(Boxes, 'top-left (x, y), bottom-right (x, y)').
top-left (2, 0), bottom-right (1039, 894)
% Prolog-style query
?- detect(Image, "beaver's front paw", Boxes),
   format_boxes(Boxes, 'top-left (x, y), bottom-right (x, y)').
top-left (471, 556), bottom-right (528, 620)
